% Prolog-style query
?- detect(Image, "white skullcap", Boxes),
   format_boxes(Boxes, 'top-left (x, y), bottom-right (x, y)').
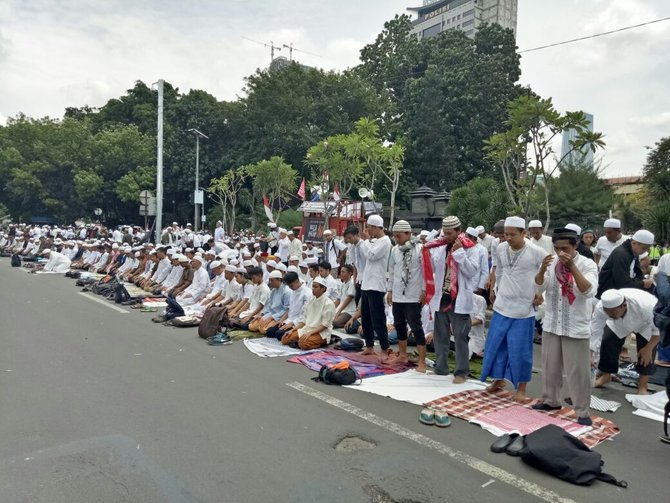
top-left (392, 220), bottom-right (412, 232)
top-left (236, 267), bottom-right (247, 274)
top-left (275, 262), bottom-right (287, 272)
top-left (287, 230), bottom-right (294, 236)
top-left (465, 227), bottom-right (479, 238)
top-left (210, 260), bottom-right (223, 269)
top-left (43, 249), bottom-right (51, 254)
top-left (632, 229), bottom-right (654, 246)
top-left (268, 270), bottom-right (283, 279)
top-left (242, 260), bottom-right (253, 267)
top-left (475, 225), bottom-right (485, 235)
top-left (367, 214), bottom-right (384, 228)
top-left (287, 265), bottom-right (299, 273)
top-left (638, 252), bottom-right (649, 260)
top-left (565, 223), bottom-right (582, 235)
top-left (289, 255), bottom-right (300, 262)
top-left (601, 290), bottom-right (625, 309)
top-left (306, 257), bottom-right (318, 264)
top-left (323, 229), bottom-right (333, 235)
top-left (528, 220), bottom-right (542, 228)
top-left (225, 264), bottom-right (237, 272)
top-left (420, 230), bottom-right (430, 237)
top-left (192, 255), bottom-right (204, 264)
top-left (299, 261), bottom-right (308, 268)
top-left (442, 216), bottom-right (461, 229)
top-left (178, 255), bottom-right (189, 262)
top-left (279, 228), bottom-right (287, 234)
top-left (504, 216), bottom-right (526, 228)
top-left (604, 218), bottom-right (621, 229)
top-left (266, 260), bottom-right (277, 268)
top-left (134, 251), bottom-right (141, 257)
top-left (312, 277), bottom-right (328, 288)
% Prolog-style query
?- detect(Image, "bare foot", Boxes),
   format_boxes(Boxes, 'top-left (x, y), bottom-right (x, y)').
top-left (594, 374), bottom-right (611, 388)
top-left (637, 388), bottom-right (649, 395)
top-left (486, 380), bottom-right (506, 392)
top-left (513, 390), bottom-right (527, 402)
top-left (359, 348), bottom-right (376, 356)
top-left (416, 364), bottom-right (427, 374)
top-left (453, 375), bottom-right (466, 384)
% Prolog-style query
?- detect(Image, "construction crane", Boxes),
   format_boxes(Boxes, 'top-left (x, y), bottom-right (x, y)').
top-left (242, 37), bottom-right (322, 62)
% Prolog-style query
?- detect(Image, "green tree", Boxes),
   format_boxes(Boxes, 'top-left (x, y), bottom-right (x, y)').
top-left (447, 177), bottom-right (513, 228)
top-left (207, 166), bottom-right (249, 234)
top-left (247, 156), bottom-right (297, 224)
top-left (641, 137), bottom-right (670, 242)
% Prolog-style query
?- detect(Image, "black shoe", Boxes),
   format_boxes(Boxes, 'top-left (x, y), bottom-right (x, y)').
top-left (531, 402), bottom-right (562, 411)
top-left (577, 416), bottom-right (593, 426)
top-left (490, 433), bottom-right (518, 453)
top-left (505, 435), bottom-right (526, 456)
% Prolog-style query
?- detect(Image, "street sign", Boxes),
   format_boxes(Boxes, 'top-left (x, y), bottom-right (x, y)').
top-left (140, 196), bottom-right (157, 216)
top-left (194, 190), bottom-right (204, 205)
top-left (94, 208), bottom-right (103, 216)
top-left (201, 214), bottom-right (207, 222)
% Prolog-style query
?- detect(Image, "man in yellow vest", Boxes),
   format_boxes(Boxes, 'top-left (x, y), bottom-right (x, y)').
top-left (649, 243), bottom-right (662, 265)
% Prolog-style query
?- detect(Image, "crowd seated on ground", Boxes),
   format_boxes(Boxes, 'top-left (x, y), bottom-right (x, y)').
top-left (2, 216), bottom-right (670, 440)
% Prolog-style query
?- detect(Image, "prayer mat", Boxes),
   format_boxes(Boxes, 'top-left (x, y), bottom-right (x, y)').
top-left (589, 396), bottom-right (622, 413)
top-left (228, 329), bottom-right (263, 341)
top-left (343, 370), bottom-right (487, 406)
top-left (472, 405), bottom-right (590, 438)
top-left (327, 349), bottom-right (416, 373)
top-left (288, 351), bottom-right (406, 379)
top-left (426, 352), bottom-right (485, 379)
top-left (425, 388), bottom-right (620, 448)
top-left (243, 337), bottom-right (317, 358)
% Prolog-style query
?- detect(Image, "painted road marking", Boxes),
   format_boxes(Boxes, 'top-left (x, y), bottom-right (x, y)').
top-left (78, 292), bottom-right (129, 314)
top-left (287, 381), bottom-right (576, 503)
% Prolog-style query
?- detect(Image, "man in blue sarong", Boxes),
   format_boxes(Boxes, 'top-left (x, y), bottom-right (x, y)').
top-left (481, 216), bottom-right (549, 401)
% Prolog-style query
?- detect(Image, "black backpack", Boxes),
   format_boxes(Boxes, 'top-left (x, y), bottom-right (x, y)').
top-left (521, 425), bottom-right (627, 488)
top-left (11, 254), bottom-right (21, 267)
top-left (313, 361), bottom-right (361, 386)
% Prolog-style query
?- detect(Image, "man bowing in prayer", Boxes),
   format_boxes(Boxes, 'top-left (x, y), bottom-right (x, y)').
top-left (480, 216), bottom-right (549, 401)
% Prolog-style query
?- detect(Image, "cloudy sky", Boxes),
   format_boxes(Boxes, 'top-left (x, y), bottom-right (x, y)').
top-left (1, 0), bottom-right (668, 177)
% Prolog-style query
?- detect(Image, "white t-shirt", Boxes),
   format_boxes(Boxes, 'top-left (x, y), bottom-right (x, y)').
top-left (595, 235), bottom-right (626, 267)
top-left (531, 235), bottom-right (555, 255)
top-left (338, 278), bottom-right (357, 315)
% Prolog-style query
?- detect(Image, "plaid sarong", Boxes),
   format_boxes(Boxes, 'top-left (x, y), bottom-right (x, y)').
top-left (425, 389), bottom-right (620, 448)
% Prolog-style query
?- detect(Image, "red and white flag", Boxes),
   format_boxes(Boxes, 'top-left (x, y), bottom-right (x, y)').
top-left (297, 177), bottom-right (306, 200)
top-left (333, 182), bottom-right (341, 202)
top-left (263, 194), bottom-right (274, 223)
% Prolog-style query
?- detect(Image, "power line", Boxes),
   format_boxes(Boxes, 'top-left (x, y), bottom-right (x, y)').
top-left (519, 15), bottom-right (670, 53)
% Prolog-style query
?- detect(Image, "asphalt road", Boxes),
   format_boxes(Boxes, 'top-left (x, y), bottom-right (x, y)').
top-left (0, 261), bottom-right (667, 503)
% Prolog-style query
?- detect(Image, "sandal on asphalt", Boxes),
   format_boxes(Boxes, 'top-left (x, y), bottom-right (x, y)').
top-left (490, 433), bottom-right (519, 453)
top-left (505, 435), bottom-right (526, 456)
top-left (434, 411), bottom-right (451, 428)
top-left (419, 408), bottom-right (435, 426)
top-left (208, 334), bottom-right (233, 346)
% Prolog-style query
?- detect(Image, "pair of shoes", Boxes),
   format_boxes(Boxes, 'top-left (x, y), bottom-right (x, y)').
top-left (419, 409), bottom-right (451, 428)
top-left (490, 433), bottom-right (525, 455)
top-left (577, 416), bottom-right (593, 426)
top-left (206, 330), bottom-right (228, 342)
top-left (208, 333), bottom-right (232, 346)
top-left (531, 402), bottom-right (562, 411)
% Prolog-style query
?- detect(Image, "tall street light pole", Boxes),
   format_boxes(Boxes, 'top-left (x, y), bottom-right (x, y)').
top-left (153, 79), bottom-right (165, 244)
top-left (188, 128), bottom-right (208, 232)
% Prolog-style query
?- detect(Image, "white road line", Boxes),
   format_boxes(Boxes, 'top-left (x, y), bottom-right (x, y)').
top-left (77, 292), bottom-right (129, 314)
top-left (287, 381), bottom-right (576, 503)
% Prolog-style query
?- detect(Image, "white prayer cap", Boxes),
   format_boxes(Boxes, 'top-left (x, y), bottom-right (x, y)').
top-left (287, 265), bottom-right (299, 273)
top-left (504, 216), bottom-right (526, 229)
top-left (465, 227), bottom-right (479, 238)
top-left (275, 262), bottom-right (287, 272)
top-left (367, 214), bottom-right (384, 228)
top-left (184, 248), bottom-right (192, 253)
top-left (269, 270), bottom-right (283, 279)
top-left (268, 223), bottom-right (277, 228)
top-left (230, 259), bottom-right (240, 266)
top-left (475, 225), bottom-right (485, 235)
top-left (323, 229), bottom-right (333, 235)
top-left (565, 223), bottom-right (582, 235)
top-left (306, 257), bottom-right (318, 264)
top-left (392, 220), bottom-right (412, 232)
top-left (172, 221), bottom-right (178, 226)
top-left (279, 228), bottom-right (287, 234)
top-left (603, 218), bottom-right (621, 229)
top-left (289, 255), bottom-right (300, 262)
top-left (192, 255), bottom-right (204, 264)
top-left (266, 260), bottom-right (277, 268)
top-left (149, 250), bottom-right (157, 255)
top-left (236, 267), bottom-right (247, 274)
top-left (299, 262), bottom-right (308, 269)
top-left (601, 290), bottom-right (625, 309)
top-left (442, 216), bottom-right (461, 229)
top-left (632, 229), bottom-right (654, 246)
top-left (528, 220), bottom-right (542, 228)
top-left (312, 277), bottom-right (328, 288)
top-left (287, 230), bottom-right (294, 236)
top-left (167, 249), bottom-right (176, 256)
top-left (254, 243), bottom-right (260, 248)
top-left (210, 260), bottom-right (223, 269)
top-left (186, 223), bottom-right (193, 227)
top-left (204, 249), bottom-right (216, 256)
top-left (420, 230), bottom-right (430, 237)
top-left (225, 264), bottom-right (237, 272)
top-left (639, 252), bottom-right (649, 260)
top-left (242, 260), bottom-right (253, 267)
top-left (134, 251), bottom-right (141, 257)
top-left (177, 255), bottom-right (189, 262)
top-left (43, 249), bottom-right (51, 254)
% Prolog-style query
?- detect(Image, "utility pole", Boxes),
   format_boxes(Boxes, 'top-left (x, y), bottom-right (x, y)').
top-left (188, 128), bottom-right (208, 232)
top-left (154, 79), bottom-right (164, 244)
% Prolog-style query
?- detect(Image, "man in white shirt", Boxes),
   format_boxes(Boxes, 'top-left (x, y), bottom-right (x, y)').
top-left (322, 230), bottom-right (345, 267)
top-left (595, 218), bottom-right (626, 268)
top-left (277, 228), bottom-right (290, 264)
top-left (42, 249), bottom-right (72, 273)
top-left (591, 289), bottom-right (660, 395)
top-left (318, 261), bottom-right (340, 302)
top-left (281, 277), bottom-right (335, 350)
top-left (176, 256), bottom-right (210, 306)
top-left (466, 227), bottom-right (490, 293)
top-left (287, 231), bottom-right (303, 259)
top-left (266, 271), bottom-right (312, 341)
top-left (359, 215), bottom-right (393, 357)
top-left (477, 225), bottom-right (495, 257)
top-left (230, 267), bottom-right (270, 330)
top-left (481, 216), bottom-right (549, 401)
top-left (533, 228), bottom-right (599, 425)
top-left (387, 220), bottom-right (427, 372)
top-left (333, 264), bottom-right (357, 329)
top-left (528, 220), bottom-right (554, 255)
top-left (344, 225), bottom-right (367, 305)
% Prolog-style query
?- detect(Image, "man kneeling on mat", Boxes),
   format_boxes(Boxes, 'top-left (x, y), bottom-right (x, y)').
top-left (281, 277), bottom-right (335, 350)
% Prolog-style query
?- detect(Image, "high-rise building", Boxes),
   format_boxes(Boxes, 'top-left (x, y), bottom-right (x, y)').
top-left (561, 113), bottom-right (594, 169)
top-left (407, 0), bottom-right (518, 40)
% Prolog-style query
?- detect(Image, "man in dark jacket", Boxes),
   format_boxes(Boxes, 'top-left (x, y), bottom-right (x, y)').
top-left (597, 229), bottom-right (655, 298)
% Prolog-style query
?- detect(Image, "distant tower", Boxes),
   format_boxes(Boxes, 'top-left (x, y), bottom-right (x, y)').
top-left (561, 113), bottom-right (594, 169)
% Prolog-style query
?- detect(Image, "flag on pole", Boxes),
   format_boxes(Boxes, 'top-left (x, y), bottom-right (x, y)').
top-left (333, 182), bottom-right (341, 202)
top-left (263, 194), bottom-right (274, 223)
top-left (297, 177), bottom-right (306, 200)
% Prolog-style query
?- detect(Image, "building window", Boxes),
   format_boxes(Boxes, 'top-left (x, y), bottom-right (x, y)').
top-left (457, 14), bottom-right (461, 20)
top-left (422, 23), bottom-right (442, 39)
top-left (462, 19), bottom-right (474, 27)
top-left (464, 29), bottom-right (475, 37)
top-left (463, 9), bottom-right (475, 17)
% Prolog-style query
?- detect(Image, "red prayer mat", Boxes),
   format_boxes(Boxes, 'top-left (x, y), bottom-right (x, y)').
top-left (425, 389), bottom-right (620, 448)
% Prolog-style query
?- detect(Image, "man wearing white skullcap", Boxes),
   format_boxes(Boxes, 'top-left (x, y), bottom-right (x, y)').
top-left (528, 220), bottom-right (554, 255)
top-left (597, 229), bottom-right (654, 298)
top-left (591, 288), bottom-right (660, 394)
top-left (322, 228), bottom-right (346, 268)
top-left (42, 248), bottom-right (72, 273)
top-left (359, 214), bottom-right (393, 357)
top-left (481, 216), bottom-right (549, 401)
top-left (176, 255), bottom-right (211, 306)
top-left (595, 218), bottom-right (625, 268)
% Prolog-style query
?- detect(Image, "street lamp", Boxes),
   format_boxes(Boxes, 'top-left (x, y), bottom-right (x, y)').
top-left (188, 128), bottom-right (209, 232)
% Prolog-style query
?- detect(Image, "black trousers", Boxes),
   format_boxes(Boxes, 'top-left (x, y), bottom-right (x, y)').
top-left (361, 290), bottom-right (388, 350)
top-left (266, 325), bottom-right (288, 341)
top-left (392, 302), bottom-right (425, 345)
top-left (598, 326), bottom-right (656, 376)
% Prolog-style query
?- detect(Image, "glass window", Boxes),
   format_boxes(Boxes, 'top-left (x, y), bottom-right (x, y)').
top-left (462, 19), bottom-right (474, 27)
top-left (422, 23), bottom-right (442, 39)
top-left (464, 29), bottom-right (474, 37)
top-left (463, 9), bottom-right (475, 17)
top-left (457, 14), bottom-right (461, 20)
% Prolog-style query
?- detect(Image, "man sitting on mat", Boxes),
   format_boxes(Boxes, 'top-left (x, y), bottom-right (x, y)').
top-left (229, 267), bottom-right (270, 330)
top-left (281, 277), bottom-right (335, 350)
top-left (248, 270), bottom-right (290, 335)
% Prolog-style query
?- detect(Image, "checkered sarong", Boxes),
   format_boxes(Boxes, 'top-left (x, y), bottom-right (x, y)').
top-left (425, 389), bottom-right (620, 448)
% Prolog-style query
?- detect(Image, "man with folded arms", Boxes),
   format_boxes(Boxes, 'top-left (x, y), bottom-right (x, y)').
top-left (281, 277), bottom-right (335, 350)
top-left (532, 228), bottom-right (599, 425)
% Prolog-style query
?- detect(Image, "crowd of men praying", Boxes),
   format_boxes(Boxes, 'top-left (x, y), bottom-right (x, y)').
top-left (2, 214), bottom-right (670, 428)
